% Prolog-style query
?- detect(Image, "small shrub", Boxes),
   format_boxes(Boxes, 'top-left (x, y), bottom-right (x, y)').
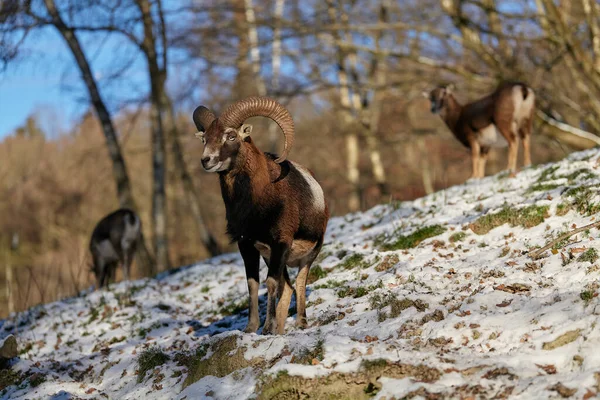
top-left (137, 347), bottom-right (169, 383)
top-left (470, 205), bottom-right (549, 235)
top-left (449, 232), bottom-right (467, 243)
top-left (370, 292), bottom-right (428, 322)
top-left (377, 225), bottom-right (446, 250)
top-left (580, 290), bottom-right (595, 303)
top-left (295, 338), bottom-right (325, 365)
top-left (578, 248), bottom-right (599, 263)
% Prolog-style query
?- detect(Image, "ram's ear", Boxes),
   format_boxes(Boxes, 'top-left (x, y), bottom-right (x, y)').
top-left (194, 131), bottom-right (205, 139)
top-left (239, 124), bottom-right (253, 138)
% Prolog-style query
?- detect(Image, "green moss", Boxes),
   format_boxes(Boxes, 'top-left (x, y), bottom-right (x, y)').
top-left (137, 347), bottom-right (169, 383)
top-left (377, 225), bottom-right (446, 250)
top-left (258, 361), bottom-right (440, 400)
top-left (470, 205), bottom-right (549, 235)
top-left (578, 248), bottom-right (599, 263)
top-left (449, 232), bottom-right (467, 243)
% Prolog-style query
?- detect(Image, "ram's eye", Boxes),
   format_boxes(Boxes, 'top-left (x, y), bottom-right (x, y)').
top-left (227, 134), bottom-right (236, 141)
top-left (201, 137), bottom-right (206, 144)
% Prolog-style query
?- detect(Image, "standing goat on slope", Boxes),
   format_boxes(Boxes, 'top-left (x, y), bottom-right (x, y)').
top-left (90, 208), bottom-right (140, 289)
top-left (192, 97), bottom-right (329, 335)
top-left (425, 82), bottom-right (535, 179)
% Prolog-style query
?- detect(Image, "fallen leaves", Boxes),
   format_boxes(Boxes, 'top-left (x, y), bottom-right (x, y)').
top-left (494, 283), bottom-right (531, 294)
top-left (536, 364), bottom-right (557, 374)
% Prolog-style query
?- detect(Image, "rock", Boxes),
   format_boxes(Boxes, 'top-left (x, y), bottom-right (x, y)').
top-left (0, 335), bottom-right (17, 360)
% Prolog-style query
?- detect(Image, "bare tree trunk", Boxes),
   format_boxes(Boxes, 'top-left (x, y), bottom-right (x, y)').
top-left (267, 0), bottom-right (285, 153)
top-left (326, 0), bottom-right (361, 211)
top-left (163, 95), bottom-right (222, 257)
top-left (42, 0), bottom-right (155, 276)
top-left (137, 0), bottom-right (171, 271)
top-left (582, 0), bottom-right (600, 72)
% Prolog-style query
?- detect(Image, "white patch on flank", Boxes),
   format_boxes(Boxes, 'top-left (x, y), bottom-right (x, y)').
top-left (293, 162), bottom-right (325, 211)
top-left (512, 85), bottom-right (535, 125)
top-left (478, 124), bottom-right (507, 148)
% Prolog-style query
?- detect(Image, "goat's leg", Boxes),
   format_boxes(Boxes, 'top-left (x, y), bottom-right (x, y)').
top-left (479, 147), bottom-right (490, 178)
top-left (239, 240), bottom-right (261, 333)
top-left (263, 242), bottom-right (290, 335)
top-left (507, 135), bottom-right (519, 174)
top-left (275, 267), bottom-right (294, 335)
top-left (295, 264), bottom-right (310, 329)
top-left (521, 123), bottom-right (532, 167)
top-left (469, 141), bottom-right (481, 179)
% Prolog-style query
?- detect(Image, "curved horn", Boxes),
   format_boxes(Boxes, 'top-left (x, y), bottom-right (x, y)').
top-left (192, 106), bottom-right (216, 132)
top-left (219, 96), bottom-right (294, 163)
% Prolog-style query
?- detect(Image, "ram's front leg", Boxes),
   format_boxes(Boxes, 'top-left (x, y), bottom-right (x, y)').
top-left (239, 240), bottom-right (261, 333)
top-left (262, 242), bottom-right (291, 335)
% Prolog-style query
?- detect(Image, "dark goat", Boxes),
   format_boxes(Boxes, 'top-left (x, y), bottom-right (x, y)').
top-left (89, 208), bottom-right (140, 288)
top-left (192, 97), bottom-right (329, 335)
top-left (425, 82), bottom-right (535, 178)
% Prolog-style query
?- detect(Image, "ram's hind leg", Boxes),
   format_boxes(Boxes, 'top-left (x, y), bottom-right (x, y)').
top-left (275, 268), bottom-right (294, 335)
top-left (263, 242), bottom-right (290, 335)
top-left (295, 264), bottom-right (310, 329)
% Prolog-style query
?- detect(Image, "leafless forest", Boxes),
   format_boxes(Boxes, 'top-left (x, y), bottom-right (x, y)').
top-left (1, 0), bottom-right (600, 318)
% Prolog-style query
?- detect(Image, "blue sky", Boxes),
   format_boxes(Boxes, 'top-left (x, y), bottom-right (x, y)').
top-left (0, 25), bottom-right (149, 139)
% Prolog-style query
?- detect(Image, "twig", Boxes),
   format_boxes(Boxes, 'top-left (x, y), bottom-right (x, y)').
top-left (529, 219), bottom-right (600, 259)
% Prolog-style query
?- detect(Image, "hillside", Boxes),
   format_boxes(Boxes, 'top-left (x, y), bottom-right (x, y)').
top-left (3, 149), bottom-right (600, 399)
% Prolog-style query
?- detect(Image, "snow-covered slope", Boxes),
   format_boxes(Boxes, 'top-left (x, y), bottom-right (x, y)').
top-left (3, 149), bottom-right (600, 399)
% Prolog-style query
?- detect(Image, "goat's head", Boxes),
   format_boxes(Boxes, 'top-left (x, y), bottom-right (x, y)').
top-left (423, 84), bottom-right (455, 115)
top-left (192, 97), bottom-right (295, 172)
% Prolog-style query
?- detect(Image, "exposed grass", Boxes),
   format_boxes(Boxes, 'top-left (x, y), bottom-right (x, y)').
top-left (339, 254), bottom-right (367, 270)
top-left (307, 265), bottom-right (328, 284)
top-left (377, 225), bottom-right (446, 250)
top-left (578, 248), bottom-right (599, 263)
top-left (537, 165), bottom-right (560, 182)
top-left (220, 298), bottom-right (249, 316)
top-left (137, 347), bottom-right (169, 383)
top-left (449, 232), bottom-right (467, 243)
top-left (470, 205), bottom-right (549, 235)
top-left (337, 281), bottom-right (383, 298)
top-left (527, 183), bottom-right (560, 193)
top-left (565, 186), bottom-right (600, 216)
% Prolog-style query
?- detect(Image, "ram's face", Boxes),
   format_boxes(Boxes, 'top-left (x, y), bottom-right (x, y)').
top-left (197, 120), bottom-right (253, 172)
top-left (427, 87), bottom-right (448, 114)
